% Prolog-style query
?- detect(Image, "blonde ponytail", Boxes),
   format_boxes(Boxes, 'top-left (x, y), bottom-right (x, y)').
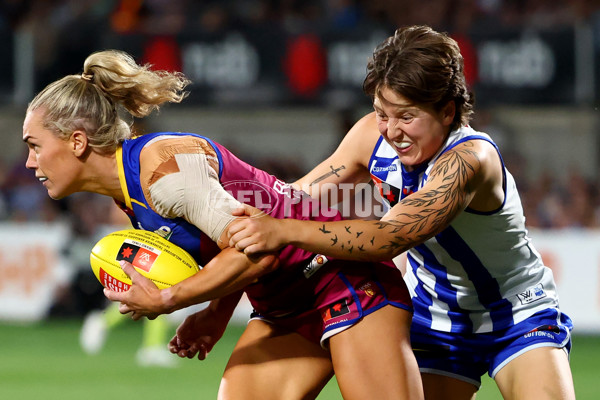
top-left (27, 50), bottom-right (191, 153)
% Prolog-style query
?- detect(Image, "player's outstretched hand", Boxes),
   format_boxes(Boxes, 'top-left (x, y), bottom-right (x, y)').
top-left (168, 307), bottom-right (227, 360)
top-left (103, 260), bottom-right (162, 320)
top-left (228, 204), bottom-right (287, 254)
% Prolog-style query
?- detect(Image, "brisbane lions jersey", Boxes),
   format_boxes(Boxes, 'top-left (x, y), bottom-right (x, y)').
top-left (115, 132), bottom-right (356, 317)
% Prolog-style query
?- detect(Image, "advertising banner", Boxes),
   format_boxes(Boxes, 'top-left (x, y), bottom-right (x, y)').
top-left (0, 223), bottom-right (71, 322)
top-left (529, 229), bottom-right (600, 333)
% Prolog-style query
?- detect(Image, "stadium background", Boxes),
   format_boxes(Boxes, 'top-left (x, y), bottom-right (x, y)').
top-left (0, 1), bottom-right (599, 399)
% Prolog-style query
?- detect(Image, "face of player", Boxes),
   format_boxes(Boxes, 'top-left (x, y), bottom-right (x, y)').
top-left (23, 109), bottom-right (83, 199)
top-left (373, 86), bottom-right (455, 171)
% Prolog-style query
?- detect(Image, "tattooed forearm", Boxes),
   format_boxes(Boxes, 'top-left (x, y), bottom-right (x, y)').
top-left (385, 148), bottom-right (478, 241)
top-left (330, 234), bottom-right (338, 245)
top-left (319, 224), bottom-right (331, 234)
top-left (310, 143), bottom-right (480, 259)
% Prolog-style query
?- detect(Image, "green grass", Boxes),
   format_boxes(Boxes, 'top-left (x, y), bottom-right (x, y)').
top-left (0, 320), bottom-right (596, 399)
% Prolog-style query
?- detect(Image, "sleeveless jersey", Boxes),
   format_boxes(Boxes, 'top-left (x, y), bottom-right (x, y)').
top-left (116, 132), bottom-right (348, 317)
top-left (369, 126), bottom-right (560, 334)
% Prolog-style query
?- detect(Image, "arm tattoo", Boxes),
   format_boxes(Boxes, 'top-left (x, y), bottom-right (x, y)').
top-left (319, 224), bottom-right (331, 234)
top-left (317, 144), bottom-right (480, 257)
top-left (310, 165), bottom-right (346, 186)
top-left (386, 146), bottom-right (478, 243)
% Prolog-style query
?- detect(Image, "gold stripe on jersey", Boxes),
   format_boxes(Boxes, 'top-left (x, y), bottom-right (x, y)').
top-left (130, 198), bottom-right (147, 208)
top-left (116, 145), bottom-right (134, 210)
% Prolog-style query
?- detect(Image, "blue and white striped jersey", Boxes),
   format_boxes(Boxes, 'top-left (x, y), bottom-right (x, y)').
top-left (369, 125), bottom-right (560, 334)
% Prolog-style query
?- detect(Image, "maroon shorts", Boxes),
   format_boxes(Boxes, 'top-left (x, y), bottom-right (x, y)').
top-left (249, 260), bottom-right (412, 348)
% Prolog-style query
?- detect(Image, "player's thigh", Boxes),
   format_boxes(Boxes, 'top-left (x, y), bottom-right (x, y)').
top-left (494, 346), bottom-right (575, 400)
top-left (218, 319), bottom-right (334, 400)
top-left (329, 305), bottom-right (423, 400)
top-left (420, 373), bottom-right (477, 400)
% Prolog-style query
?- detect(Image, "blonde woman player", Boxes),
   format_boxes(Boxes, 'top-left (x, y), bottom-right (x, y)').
top-left (227, 26), bottom-right (576, 400)
top-left (23, 49), bottom-right (422, 399)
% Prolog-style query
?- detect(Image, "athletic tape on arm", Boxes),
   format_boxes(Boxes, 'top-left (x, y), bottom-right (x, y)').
top-left (148, 153), bottom-right (242, 242)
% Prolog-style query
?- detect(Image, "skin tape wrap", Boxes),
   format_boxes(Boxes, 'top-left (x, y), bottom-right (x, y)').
top-left (148, 153), bottom-right (241, 242)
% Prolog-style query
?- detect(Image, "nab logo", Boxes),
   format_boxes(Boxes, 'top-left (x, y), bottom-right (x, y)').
top-left (517, 284), bottom-right (547, 305)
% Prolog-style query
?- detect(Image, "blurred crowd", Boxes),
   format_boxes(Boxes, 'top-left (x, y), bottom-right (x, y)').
top-left (0, 0), bottom-right (599, 231)
top-left (2, 0), bottom-right (600, 92)
top-left (3, 0), bottom-right (600, 36)
top-left (2, 118), bottom-right (600, 231)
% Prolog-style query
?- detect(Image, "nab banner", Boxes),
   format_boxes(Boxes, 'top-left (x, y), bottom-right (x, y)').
top-left (470, 27), bottom-right (577, 105)
top-left (5, 25), bottom-right (596, 112)
top-left (174, 26), bottom-right (582, 106)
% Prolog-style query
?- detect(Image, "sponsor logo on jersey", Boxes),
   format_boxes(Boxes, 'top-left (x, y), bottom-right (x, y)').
top-left (523, 324), bottom-right (560, 339)
top-left (517, 283), bottom-right (547, 305)
top-left (303, 254), bottom-right (328, 278)
top-left (372, 164), bottom-right (398, 173)
top-left (371, 176), bottom-right (400, 205)
top-left (402, 185), bottom-right (416, 197)
top-left (322, 300), bottom-right (350, 322)
top-left (154, 226), bottom-right (173, 241)
top-left (359, 281), bottom-right (377, 297)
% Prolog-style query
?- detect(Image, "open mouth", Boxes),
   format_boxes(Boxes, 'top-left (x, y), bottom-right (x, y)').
top-left (393, 141), bottom-right (411, 150)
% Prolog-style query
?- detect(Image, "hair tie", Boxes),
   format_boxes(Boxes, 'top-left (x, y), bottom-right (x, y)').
top-left (81, 73), bottom-right (94, 82)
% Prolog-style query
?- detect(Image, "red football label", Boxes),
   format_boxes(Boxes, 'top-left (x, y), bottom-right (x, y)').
top-left (99, 268), bottom-right (131, 292)
top-left (132, 248), bottom-right (158, 272)
top-left (116, 239), bottom-right (160, 272)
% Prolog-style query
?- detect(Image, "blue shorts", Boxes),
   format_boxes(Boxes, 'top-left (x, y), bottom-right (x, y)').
top-left (410, 308), bottom-right (573, 387)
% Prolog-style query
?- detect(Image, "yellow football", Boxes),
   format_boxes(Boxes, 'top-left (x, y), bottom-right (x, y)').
top-left (90, 229), bottom-right (199, 292)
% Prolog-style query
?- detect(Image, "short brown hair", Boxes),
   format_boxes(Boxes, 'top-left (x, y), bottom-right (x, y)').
top-left (363, 25), bottom-right (474, 132)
